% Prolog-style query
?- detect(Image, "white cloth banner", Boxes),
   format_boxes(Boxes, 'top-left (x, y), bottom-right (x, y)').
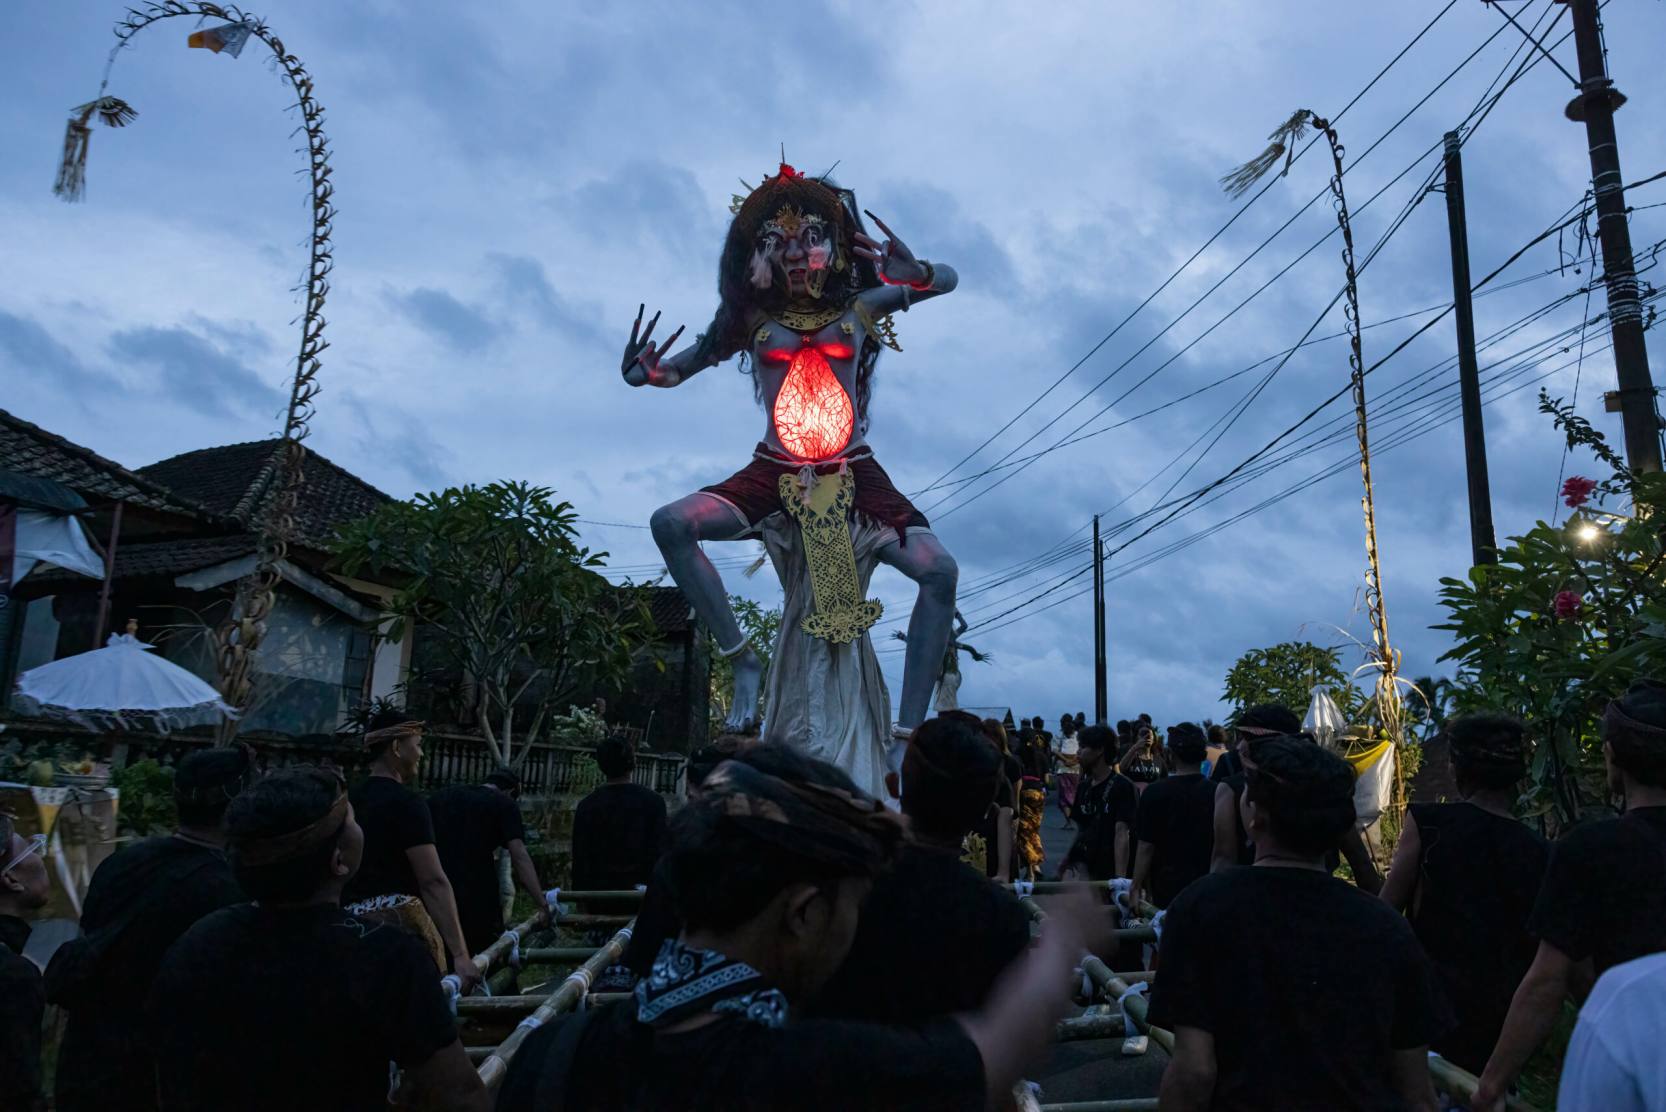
top-left (12, 509), bottom-right (104, 585)
top-left (757, 511), bottom-right (896, 804)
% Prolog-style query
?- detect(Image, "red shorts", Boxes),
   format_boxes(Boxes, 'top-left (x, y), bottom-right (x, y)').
top-left (701, 443), bottom-right (930, 545)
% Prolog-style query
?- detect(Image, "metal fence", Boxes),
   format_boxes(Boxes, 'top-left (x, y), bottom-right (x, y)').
top-left (416, 730), bottom-right (684, 797)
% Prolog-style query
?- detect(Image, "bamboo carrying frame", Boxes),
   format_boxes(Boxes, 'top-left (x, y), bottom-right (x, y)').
top-left (456, 883), bottom-right (1539, 1110)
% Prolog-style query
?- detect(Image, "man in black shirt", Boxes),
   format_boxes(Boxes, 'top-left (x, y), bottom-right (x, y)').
top-left (53, 747), bottom-right (252, 1112)
top-left (1211, 704), bottom-right (1307, 870)
top-left (1474, 679), bottom-right (1666, 1109)
top-left (149, 766), bottom-right (488, 1111)
top-left (1130, 722), bottom-right (1216, 909)
top-left (571, 734), bottom-right (668, 895)
top-left (428, 766), bottom-right (548, 955)
top-left (499, 745), bottom-right (1110, 1112)
top-left (343, 716), bottom-right (479, 986)
top-left (1150, 737), bottom-right (1447, 1111)
top-left (812, 714), bottom-right (1032, 1023)
top-left (0, 813), bottom-right (49, 1112)
top-left (1060, 725), bottom-right (1138, 880)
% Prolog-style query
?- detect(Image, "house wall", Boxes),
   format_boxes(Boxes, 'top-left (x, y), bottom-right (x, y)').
top-left (369, 626), bottom-right (406, 704)
top-left (239, 592), bottom-right (359, 737)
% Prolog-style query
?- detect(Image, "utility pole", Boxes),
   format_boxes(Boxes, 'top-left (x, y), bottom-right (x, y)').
top-left (1093, 515), bottom-right (1108, 725)
top-left (1441, 131), bottom-right (1498, 566)
top-left (1566, 0), bottom-right (1662, 473)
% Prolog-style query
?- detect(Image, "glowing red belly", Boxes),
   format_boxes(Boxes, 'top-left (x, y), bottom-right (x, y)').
top-left (773, 347), bottom-right (854, 461)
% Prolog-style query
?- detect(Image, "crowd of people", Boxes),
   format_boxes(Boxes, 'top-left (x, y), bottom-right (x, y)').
top-left (0, 681), bottom-right (1663, 1109)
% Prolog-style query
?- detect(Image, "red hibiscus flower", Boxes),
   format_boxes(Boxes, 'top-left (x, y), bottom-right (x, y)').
top-left (1561, 476), bottom-right (1598, 509)
top-left (1553, 591), bottom-right (1584, 620)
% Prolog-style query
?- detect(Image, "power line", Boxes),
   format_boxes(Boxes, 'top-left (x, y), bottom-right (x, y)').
top-left (910, 0), bottom-right (1467, 499)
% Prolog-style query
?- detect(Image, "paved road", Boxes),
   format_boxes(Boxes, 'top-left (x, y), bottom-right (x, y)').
top-left (1029, 786), bottom-right (1168, 1106)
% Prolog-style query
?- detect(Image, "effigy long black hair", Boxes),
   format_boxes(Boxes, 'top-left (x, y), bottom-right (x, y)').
top-left (693, 169), bottom-right (886, 432)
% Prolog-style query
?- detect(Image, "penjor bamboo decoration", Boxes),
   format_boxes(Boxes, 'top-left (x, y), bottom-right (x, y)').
top-left (61, 4), bottom-right (334, 743)
top-left (1221, 110), bottom-right (1407, 824)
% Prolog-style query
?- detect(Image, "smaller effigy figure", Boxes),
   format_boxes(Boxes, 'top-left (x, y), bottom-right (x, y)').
top-left (894, 609), bottom-right (987, 713)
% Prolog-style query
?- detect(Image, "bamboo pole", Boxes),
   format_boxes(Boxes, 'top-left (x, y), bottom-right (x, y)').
top-left (521, 947), bottom-right (601, 963)
top-left (1427, 1054), bottom-right (1541, 1112)
top-left (1039, 1102), bottom-right (1158, 1112)
top-left (475, 923), bottom-right (633, 1091)
top-left (471, 912), bottom-right (544, 981)
top-left (1055, 1014), bottom-right (1127, 1041)
top-left (558, 889), bottom-right (646, 902)
top-left (458, 991), bottom-right (632, 1019)
top-left (557, 913), bottom-right (635, 930)
top-left (1020, 897), bottom-right (1174, 1055)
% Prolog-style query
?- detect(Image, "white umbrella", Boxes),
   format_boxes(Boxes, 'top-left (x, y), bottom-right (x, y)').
top-left (15, 630), bottom-right (236, 731)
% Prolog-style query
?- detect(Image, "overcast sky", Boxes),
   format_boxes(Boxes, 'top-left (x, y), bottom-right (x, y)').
top-left (5, 1), bottom-right (1664, 728)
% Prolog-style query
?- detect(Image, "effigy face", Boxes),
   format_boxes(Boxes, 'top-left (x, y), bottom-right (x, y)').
top-left (750, 204), bottom-right (836, 299)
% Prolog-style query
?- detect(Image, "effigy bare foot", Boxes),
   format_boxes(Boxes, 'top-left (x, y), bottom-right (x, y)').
top-left (724, 648), bottom-right (763, 733)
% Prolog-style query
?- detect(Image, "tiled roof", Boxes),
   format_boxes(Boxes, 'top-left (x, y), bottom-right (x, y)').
top-left (0, 407), bottom-right (204, 515)
top-left (138, 440), bottom-right (392, 549)
top-left (24, 535), bottom-right (256, 586)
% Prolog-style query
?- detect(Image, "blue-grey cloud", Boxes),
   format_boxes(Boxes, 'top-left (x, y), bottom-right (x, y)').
top-left (388, 287), bottom-right (495, 353)
top-left (107, 325), bottom-right (283, 420)
top-left (486, 253), bottom-right (608, 348)
top-left (0, 309), bottom-right (115, 394)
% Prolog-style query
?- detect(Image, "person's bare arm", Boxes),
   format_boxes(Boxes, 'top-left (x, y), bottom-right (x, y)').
top-left (1341, 826), bottom-right (1383, 895)
top-left (1158, 1026), bottom-right (1217, 1111)
top-left (955, 890), bottom-right (1112, 1100)
top-left (1378, 810), bottom-right (1421, 912)
top-left (1472, 941), bottom-right (1577, 1110)
top-left (1210, 784), bottom-right (1238, 874)
top-left (506, 838), bottom-right (550, 928)
top-left (401, 1040), bottom-right (490, 1112)
top-left (406, 844), bottom-right (479, 985)
top-left (1130, 841), bottom-right (1155, 911)
top-left (1389, 1047), bottom-right (1438, 1112)
top-left (1114, 821), bottom-right (1132, 879)
top-left (995, 806), bottom-right (1015, 879)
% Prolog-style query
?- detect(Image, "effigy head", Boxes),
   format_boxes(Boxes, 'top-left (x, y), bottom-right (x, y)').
top-left (721, 163), bottom-right (875, 311)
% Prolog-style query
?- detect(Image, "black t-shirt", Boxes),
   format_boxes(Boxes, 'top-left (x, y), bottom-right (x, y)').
top-left (428, 784), bottom-right (526, 954)
top-left (1404, 802), bottom-right (1548, 1074)
top-left (344, 775), bottom-right (434, 902)
top-left (0, 916), bottom-right (43, 1112)
top-left (56, 837), bottom-right (243, 1112)
top-left (497, 999), bottom-right (986, 1112)
top-left (1064, 771), bottom-right (1138, 879)
top-left (1210, 748), bottom-right (1244, 784)
top-left (1149, 867), bottom-right (1450, 1111)
top-left (1133, 772), bottom-right (1217, 908)
top-left (148, 903), bottom-right (458, 1112)
top-left (1529, 805), bottom-right (1666, 976)
top-left (571, 782), bottom-right (668, 893)
top-left (810, 843), bottom-right (1032, 1024)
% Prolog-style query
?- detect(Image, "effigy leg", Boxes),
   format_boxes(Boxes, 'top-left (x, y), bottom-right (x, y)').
top-left (649, 493), bottom-right (762, 730)
top-left (874, 531), bottom-right (958, 730)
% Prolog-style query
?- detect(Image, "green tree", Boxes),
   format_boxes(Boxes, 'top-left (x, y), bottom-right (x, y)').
top-left (708, 596), bottom-right (782, 731)
top-left (1434, 393), bottom-right (1666, 823)
top-left (332, 481), bottom-right (654, 769)
top-left (1222, 640), bottom-right (1365, 722)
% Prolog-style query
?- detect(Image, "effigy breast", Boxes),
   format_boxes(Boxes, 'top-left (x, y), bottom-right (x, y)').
top-left (773, 347), bottom-right (854, 461)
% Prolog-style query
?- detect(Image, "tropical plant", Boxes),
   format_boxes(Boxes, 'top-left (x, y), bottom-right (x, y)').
top-left (109, 758), bottom-right (178, 836)
top-left (1222, 641), bottom-right (1366, 722)
top-left (1402, 675), bottom-right (1457, 741)
top-left (331, 481), bottom-right (656, 769)
top-left (1434, 393), bottom-right (1666, 823)
top-left (708, 596), bottom-right (783, 731)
